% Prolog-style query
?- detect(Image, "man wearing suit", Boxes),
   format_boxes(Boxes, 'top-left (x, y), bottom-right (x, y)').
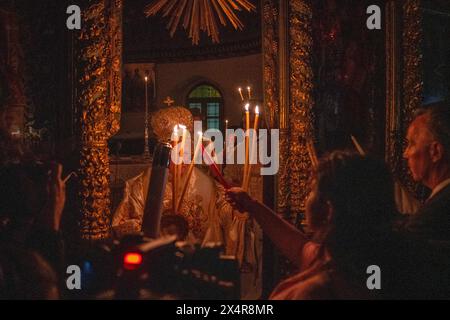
top-left (403, 102), bottom-right (450, 242)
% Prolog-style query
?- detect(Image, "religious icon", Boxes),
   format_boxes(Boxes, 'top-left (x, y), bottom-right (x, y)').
top-left (122, 63), bottom-right (155, 113)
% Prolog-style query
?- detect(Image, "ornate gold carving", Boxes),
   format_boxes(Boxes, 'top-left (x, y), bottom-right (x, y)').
top-left (385, 0), bottom-right (423, 198)
top-left (108, 0), bottom-right (123, 137)
top-left (401, 0), bottom-right (424, 197)
top-left (288, 0), bottom-right (314, 221)
top-left (385, 0), bottom-right (400, 169)
top-left (277, 129), bottom-right (290, 217)
top-left (402, 0), bottom-right (423, 127)
top-left (76, 0), bottom-right (122, 240)
top-left (262, 0), bottom-right (314, 221)
top-left (150, 107), bottom-right (194, 142)
top-left (262, 0), bottom-right (279, 129)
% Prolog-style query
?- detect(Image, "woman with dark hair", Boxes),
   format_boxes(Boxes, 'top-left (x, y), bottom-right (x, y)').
top-left (227, 151), bottom-right (442, 299)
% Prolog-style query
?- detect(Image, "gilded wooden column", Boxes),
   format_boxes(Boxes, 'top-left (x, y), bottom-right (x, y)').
top-left (401, 0), bottom-right (424, 197)
top-left (276, 0), bottom-right (291, 219)
top-left (262, 0), bottom-right (279, 130)
top-left (385, 0), bottom-right (424, 199)
top-left (402, 0), bottom-right (423, 127)
top-left (76, 0), bottom-right (122, 240)
top-left (288, 0), bottom-right (314, 221)
top-left (263, 0), bottom-right (314, 222)
top-left (385, 0), bottom-right (401, 171)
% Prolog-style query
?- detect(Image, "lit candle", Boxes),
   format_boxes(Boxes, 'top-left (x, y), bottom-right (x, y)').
top-left (224, 120), bottom-right (228, 166)
top-left (172, 125), bottom-right (179, 212)
top-left (244, 105), bottom-right (259, 191)
top-left (238, 87), bottom-right (244, 101)
top-left (143, 76), bottom-right (151, 158)
top-left (177, 132), bottom-right (203, 212)
top-left (178, 125), bottom-right (188, 160)
top-left (145, 76), bottom-right (148, 117)
top-left (178, 125), bottom-right (187, 194)
top-left (247, 86), bottom-right (251, 100)
top-left (242, 103), bottom-right (250, 189)
top-left (351, 135), bottom-right (366, 156)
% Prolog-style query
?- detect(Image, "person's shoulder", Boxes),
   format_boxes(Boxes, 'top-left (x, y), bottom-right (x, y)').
top-left (292, 269), bottom-right (336, 300)
top-left (270, 268), bottom-right (335, 300)
top-left (415, 186), bottom-right (450, 222)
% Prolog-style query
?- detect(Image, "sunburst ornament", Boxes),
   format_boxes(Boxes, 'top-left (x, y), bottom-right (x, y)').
top-left (145, 0), bottom-right (256, 45)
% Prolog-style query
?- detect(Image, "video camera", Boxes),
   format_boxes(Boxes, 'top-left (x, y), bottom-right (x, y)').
top-left (109, 235), bottom-right (240, 300)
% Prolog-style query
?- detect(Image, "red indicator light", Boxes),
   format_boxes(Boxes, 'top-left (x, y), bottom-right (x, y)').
top-left (123, 252), bottom-right (143, 270)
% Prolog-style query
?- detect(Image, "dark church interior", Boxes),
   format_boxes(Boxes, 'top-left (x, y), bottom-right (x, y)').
top-left (1, 0), bottom-right (450, 301)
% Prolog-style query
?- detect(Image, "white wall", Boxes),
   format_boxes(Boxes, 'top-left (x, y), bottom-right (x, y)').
top-left (155, 53), bottom-right (263, 127)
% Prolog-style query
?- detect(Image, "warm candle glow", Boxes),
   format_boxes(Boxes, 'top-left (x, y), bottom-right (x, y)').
top-left (247, 86), bottom-right (251, 100)
top-left (243, 104), bottom-right (250, 189)
top-left (244, 104), bottom-right (260, 191)
top-left (172, 125), bottom-right (179, 212)
top-left (351, 135), bottom-right (366, 156)
top-left (238, 87), bottom-right (244, 101)
top-left (143, 74), bottom-right (150, 158)
top-left (178, 125), bottom-right (187, 164)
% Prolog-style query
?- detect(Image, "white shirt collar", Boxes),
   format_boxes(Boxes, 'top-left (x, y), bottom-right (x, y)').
top-left (429, 178), bottom-right (450, 200)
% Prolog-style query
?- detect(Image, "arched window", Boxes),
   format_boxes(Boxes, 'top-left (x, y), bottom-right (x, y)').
top-left (187, 84), bottom-right (223, 130)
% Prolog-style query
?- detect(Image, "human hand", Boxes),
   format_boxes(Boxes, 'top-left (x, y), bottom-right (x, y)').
top-left (225, 187), bottom-right (258, 213)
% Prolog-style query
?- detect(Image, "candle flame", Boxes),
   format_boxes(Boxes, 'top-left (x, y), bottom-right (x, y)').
top-left (245, 103), bottom-right (250, 112)
top-left (255, 106), bottom-right (260, 115)
top-left (145, 76), bottom-right (148, 82)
